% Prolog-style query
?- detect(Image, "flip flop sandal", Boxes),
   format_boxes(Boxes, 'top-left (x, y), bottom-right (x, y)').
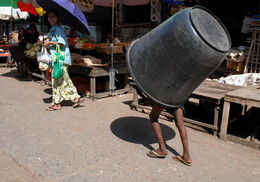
top-left (73, 98), bottom-right (85, 108)
top-left (172, 155), bottom-right (192, 166)
top-left (46, 106), bottom-right (61, 111)
top-left (147, 150), bottom-right (167, 158)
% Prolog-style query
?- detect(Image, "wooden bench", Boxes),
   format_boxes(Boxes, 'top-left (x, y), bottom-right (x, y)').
top-left (219, 85), bottom-right (260, 148)
top-left (129, 78), bottom-right (241, 135)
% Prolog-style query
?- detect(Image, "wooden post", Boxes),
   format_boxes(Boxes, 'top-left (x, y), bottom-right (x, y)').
top-left (90, 77), bottom-right (96, 98)
top-left (219, 101), bottom-right (231, 140)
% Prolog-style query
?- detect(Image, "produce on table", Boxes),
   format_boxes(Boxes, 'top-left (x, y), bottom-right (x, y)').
top-left (34, 45), bottom-right (41, 51)
top-left (25, 42), bottom-right (43, 57)
top-left (26, 43), bottom-right (34, 50)
top-left (81, 43), bottom-right (96, 49)
top-left (27, 50), bottom-right (36, 57)
top-left (67, 38), bottom-right (96, 49)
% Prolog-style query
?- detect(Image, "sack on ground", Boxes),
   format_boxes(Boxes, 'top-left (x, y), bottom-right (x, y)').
top-left (52, 44), bottom-right (65, 79)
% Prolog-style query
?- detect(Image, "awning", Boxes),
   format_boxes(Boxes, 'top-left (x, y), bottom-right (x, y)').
top-left (0, 7), bottom-right (29, 20)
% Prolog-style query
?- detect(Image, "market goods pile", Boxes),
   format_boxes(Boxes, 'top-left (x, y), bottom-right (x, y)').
top-left (24, 43), bottom-right (42, 57)
top-left (67, 38), bottom-right (96, 49)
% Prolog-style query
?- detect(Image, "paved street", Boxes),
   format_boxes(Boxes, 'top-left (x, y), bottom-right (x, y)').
top-left (0, 67), bottom-right (260, 182)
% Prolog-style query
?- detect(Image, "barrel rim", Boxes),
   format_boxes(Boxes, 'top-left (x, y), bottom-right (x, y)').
top-left (189, 5), bottom-right (231, 53)
top-left (126, 39), bottom-right (181, 108)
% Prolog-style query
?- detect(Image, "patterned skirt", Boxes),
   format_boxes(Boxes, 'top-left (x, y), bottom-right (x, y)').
top-left (51, 64), bottom-right (80, 105)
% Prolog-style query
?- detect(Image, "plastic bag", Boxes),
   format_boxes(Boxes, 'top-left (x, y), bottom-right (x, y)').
top-left (37, 47), bottom-right (51, 63)
top-left (52, 44), bottom-right (64, 79)
top-left (39, 61), bottom-right (51, 71)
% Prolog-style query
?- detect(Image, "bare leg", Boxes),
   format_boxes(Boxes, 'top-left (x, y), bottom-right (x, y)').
top-left (173, 108), bottom-right (192, 163)
top-left (148, 105), bottom-right (168, 155)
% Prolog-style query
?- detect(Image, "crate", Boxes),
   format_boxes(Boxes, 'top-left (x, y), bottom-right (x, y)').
top-left (96, 44), bottom-right (123, 55)
top-left (226, 59), bottom-right (245, 72)
top-left (226, 49), bottom-right (246, 72)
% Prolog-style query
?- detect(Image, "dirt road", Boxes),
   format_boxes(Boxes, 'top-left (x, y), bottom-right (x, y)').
top-left (0, 67), bottom-right (259, 182)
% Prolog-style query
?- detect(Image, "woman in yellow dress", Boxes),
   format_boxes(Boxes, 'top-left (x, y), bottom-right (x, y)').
top-left (43, 9), bottom-right (84, 111)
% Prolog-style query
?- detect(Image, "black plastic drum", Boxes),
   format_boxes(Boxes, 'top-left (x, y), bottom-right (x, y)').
top-left (126, 6), bottom-right (231, 108)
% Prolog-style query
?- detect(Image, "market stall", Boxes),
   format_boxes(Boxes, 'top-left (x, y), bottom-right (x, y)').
top-left (67, 36), bottom-right (129, 97)
top-left (21, 36), bottom-right (130, 96)
top-left (16, 1), bottom-right (165, 97)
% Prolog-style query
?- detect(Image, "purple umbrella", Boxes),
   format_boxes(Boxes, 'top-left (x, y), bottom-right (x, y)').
top-left (36, 0), bottom-right (90, 34)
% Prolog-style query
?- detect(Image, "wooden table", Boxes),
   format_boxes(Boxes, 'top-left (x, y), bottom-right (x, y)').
top-left (69, 63), bottom-right (129, 98)
top-left (129, 79), bottom-right (241, 135)
top-left (219, 85), bottom-right (260, 147)
top-left (188, 80), bottom-right (242, 135)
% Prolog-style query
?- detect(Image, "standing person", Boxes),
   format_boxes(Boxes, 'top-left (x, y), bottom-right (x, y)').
top-left (24, 24), bottom-right (39, 44)
top-left (43, 9), bottom-right (84, 111)
top-left (147, 102), bottom-right (192, 166)
top-left (106, 32), bottom-right (121, 44)
top-left (18, 27), bottom-right (26, 47)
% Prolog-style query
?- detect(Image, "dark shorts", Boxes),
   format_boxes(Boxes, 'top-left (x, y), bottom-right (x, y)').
top-left (165, 99), bottom-right (187, 115)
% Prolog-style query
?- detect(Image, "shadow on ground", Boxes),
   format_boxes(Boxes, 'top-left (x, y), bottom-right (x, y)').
top-left (42, 97), bottom-right (82, 107)
top-left (44, 88), bottom-right (52, 95)
top-left (110, 116), bottom-right (180, 155)
top-left (42, 88), bottom-right (86, 108)
top-left (122, 100), bottom-right (132, 107)
top-left (1, 69), bottom-right (32, 82)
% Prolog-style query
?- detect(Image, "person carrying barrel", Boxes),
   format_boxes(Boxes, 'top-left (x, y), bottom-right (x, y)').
top-left (147, 101), bottom-right (192, 166)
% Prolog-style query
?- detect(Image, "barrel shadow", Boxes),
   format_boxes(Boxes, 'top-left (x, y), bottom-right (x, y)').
top-left (110, 116), bottom-right (179, 154)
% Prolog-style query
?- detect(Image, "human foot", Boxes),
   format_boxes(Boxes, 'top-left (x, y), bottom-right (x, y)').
top-left (73, 98), bottom-right (85, 108)
top-left (172, 155), bottom-right (192, 166)
top-left (46, 105), bottom-right (61, 111)
top-left (147, 149), bottom-right (168, 158)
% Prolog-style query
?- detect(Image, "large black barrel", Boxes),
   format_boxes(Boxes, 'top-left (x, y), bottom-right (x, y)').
top-left (126, 6), bottom-right (231, 108)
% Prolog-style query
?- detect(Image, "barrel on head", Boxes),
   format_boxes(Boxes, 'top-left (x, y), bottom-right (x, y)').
top-left (126, 6), bottom-right (231, 108)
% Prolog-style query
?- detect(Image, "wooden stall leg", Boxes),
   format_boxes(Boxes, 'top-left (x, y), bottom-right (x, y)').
top-left (219, 101), bottom-right (231, 140)
top-left (6, 55), bottom-right (12, 68)
top-left (122, 73), bottom-right (128, 90)
top-left (131, 85), bottom-right (139, 110)
top-left (213, 104), bottom-right (220, 136)
top-left (90, 77), bottom-right (96, 98)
